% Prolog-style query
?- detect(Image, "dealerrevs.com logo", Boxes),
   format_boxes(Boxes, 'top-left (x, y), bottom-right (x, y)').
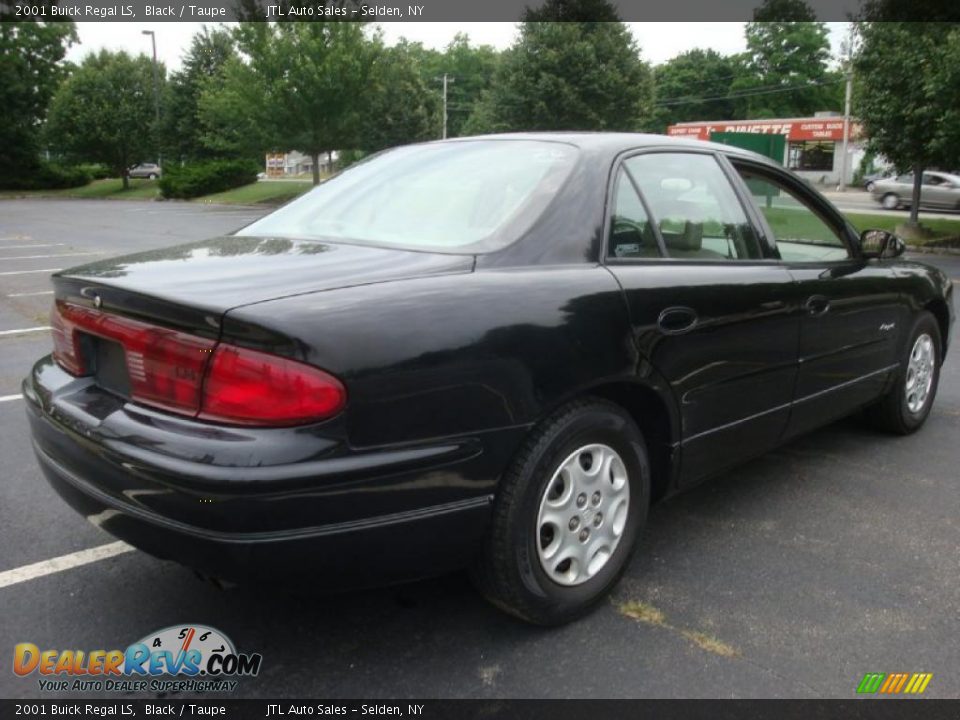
top-left (14, 624), bottom-right (262, 693)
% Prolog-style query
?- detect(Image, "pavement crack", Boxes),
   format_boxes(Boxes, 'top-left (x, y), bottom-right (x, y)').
top-left (616, 600), bottom-right (739, 658)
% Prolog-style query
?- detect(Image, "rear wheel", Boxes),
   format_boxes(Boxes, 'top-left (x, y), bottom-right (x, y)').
top-left (864, 312), bottom-right (941, 434)
top-left (148, 173), bottom-right (158, 180)
top-left (881, 193), bottom-right (900, 210)
top-left (473, 399), bottom-right (650, 625)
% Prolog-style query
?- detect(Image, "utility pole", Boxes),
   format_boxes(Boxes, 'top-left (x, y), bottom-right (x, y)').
top-left (837, 71), bottom-right (852, 191)
top-left (142, 30), bottom-right (162, 167)
top-left (439, 74), bottom-right (455, 140)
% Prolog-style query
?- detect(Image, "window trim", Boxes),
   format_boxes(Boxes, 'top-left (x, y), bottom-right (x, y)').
top-left (724, 157), bottom-right (862, 266)
top-left (602, 146), bottom-right (782, 266)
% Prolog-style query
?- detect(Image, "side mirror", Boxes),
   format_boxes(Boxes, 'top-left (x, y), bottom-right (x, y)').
top-left (860, 229), bottom-right (905, 259)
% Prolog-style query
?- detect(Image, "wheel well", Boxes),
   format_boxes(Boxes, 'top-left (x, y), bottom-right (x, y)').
top-left (925, 298), bottom-right (951, 360)
top-left (589, 382), bottom-right (674, 502)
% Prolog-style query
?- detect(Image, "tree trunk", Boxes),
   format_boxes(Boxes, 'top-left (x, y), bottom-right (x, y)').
top-left (311, 152), bottom-right (320, 186)
top-left (327, 150), bottom-right (333, 175)
top-left (908, 164), bottom-right (923, 227)
top-left (121, 170), bottom-right (129, 191)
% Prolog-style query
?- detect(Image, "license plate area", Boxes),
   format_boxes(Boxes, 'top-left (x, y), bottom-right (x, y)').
top-left (85, 333), bottom-right (132, 398)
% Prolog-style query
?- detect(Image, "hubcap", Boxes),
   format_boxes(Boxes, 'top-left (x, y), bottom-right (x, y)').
top-left (536, 444), bottom-right (630, 586)
top-left (905, 333), bottom-right (935, 414)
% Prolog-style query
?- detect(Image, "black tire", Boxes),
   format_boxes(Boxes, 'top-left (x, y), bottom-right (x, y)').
top-left (148, 173), bottom-right (158, 180)
top-left (472, 399), bottom-right (650, 625)
top-left (864, 312), bottom-right (942, 435)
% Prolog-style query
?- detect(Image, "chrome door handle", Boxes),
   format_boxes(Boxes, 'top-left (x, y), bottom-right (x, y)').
top-left (805, 295), bottom-right (831, 316)
top-left (657, 306), bottom-right (698, 335)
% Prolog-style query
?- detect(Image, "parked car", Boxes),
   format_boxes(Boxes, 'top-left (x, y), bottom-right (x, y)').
top-left (25, 135), bottom-right (954, 625)
top-left (870, 171), bottom-right (960, 210)
top-left (127, 163), bottom-right (162, 179)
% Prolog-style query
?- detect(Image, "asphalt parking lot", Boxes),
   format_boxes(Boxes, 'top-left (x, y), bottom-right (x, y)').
top-left (0, 199), bottom-right (958, 700)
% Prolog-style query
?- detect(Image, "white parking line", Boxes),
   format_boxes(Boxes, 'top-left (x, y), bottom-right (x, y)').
top-left (7, 290), bottom-right (53, 297)
top-left (0, 394), bottom-right (22, 403)
top-left (0, 268), bottom-right (61, 276)
top-left (2, 253), bottom-right (94, 261)
top-left (0, 326), bottom-right (50, 337)
top-left (0, 542), bottom-right (134, 590)
top-left (0, 243), bottom-right (65, 250)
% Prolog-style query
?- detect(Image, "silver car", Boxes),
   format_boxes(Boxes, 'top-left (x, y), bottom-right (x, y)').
top-left (128, 163), bottom-right (162, 179)
top-left (871, 171), bottom-right (960, 211)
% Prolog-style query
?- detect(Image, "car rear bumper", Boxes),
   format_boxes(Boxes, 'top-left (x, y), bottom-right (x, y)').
top-left (24, 356), bottom-right (520, 587)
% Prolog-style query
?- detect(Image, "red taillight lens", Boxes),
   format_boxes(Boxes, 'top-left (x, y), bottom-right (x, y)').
top-left (199, 344), bottom-right (346, 426)
top-left (51, 300), bottom-right (216, 415)
top-left (50, 301), bottom-right (345, 426)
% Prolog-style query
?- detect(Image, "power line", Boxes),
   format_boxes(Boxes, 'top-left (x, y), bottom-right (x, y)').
top-left (654, 78), bottom-right (843, 107)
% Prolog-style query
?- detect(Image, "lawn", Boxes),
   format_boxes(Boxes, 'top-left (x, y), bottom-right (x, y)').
top-left (843, 212), bottom-right (960, 245)
top-left (194, 180), bottom-right (313, 206)
top-left (0, 178), bottom-right (161, 200)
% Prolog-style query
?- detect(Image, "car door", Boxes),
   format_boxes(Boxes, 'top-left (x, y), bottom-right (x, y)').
top-left (605, 150), bottom-right (799, 486)
top-left (922, 173), bottom-right (957, 209)
top-left (728, 159), bottom-right (910, 441)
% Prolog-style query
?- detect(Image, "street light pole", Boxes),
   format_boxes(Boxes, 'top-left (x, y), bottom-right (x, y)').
top-left (439, 73), bottom-right (455, 140)
top-left (142, 30), bottom-right (162, 167)
top-left (838, 70), bottom-right (853, 192)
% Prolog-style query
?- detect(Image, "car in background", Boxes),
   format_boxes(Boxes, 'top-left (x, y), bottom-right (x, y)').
top-left (128, 163), bottom-right (162, 180)
top-left (871, 171), bottom-right (960, 211)
top-left (862, 172), bottom-right (891, 193)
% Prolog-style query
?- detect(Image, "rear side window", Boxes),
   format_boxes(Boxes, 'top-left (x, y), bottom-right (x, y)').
top-left (608, 168), bottom-right (660, 259)
top-left (736, 168), bottom-right (850, 262)
top-left (624, 153), bottom-right (764, 260)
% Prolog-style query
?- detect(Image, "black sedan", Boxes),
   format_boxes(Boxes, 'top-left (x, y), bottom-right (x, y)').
top-left (24, 134), bottom-right (954, 625)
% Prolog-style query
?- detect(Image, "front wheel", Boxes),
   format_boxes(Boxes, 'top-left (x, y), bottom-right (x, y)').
top-left (148, 173), bottom-right (158, 180)
top-left (864, 312), bottom-right (942, 434)
top-left (881, 193), bottom-right (900, 210)
top-left (472, 399), bottom-right (650, 625)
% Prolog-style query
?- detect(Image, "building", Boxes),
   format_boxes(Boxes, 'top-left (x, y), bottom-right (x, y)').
top-left (667, 113), bottom-right (864, 186)
top-left (264, 151), bottom-right (339, 178)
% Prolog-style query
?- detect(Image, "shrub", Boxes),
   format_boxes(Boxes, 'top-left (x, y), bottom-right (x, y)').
top-left (159, 159), bottom-right (260, 199)
top-left (0, 161), bottom-right (92, 190)
top-left (74, 163), bottom-right (112, 180)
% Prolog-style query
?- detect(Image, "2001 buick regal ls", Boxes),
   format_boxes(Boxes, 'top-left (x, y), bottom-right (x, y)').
top-left (25, 135), bottom-right (954, 624)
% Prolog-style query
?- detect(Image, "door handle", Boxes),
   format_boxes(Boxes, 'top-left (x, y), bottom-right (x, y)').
top-left (657, 306), bottom-right (698, 335)
top-left (805, 295), bottom-right (831, 316)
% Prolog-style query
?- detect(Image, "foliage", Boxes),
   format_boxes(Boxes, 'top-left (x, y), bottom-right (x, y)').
top-left (158, 159), bottom-right (260, 199)
top-left (0, 19), bottom-right (77, 187)
top-left (853, 20), bottom-right (960, 224)
top-left (1, 161), bottom-right (90, 190)
top-left (162, 27), bottom-right (238, 163)
top-left (207, 22), bottom-right (380, 185)
top-left (730, 0), bottom-right (840, 119)
top-left (650, 50), bottom-right (742, 132)
top-left (465, 13), bottom-right (652, 133)
top-left (358, 43), bottom-right (438, 152)
top-left (45, 50), bottom-right (162, 189)
top-left (73, 163), bottom-right (112, 180)
top-left (399, 34), bottom-right (500, 139)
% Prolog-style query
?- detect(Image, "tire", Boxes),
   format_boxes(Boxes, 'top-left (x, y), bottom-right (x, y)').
top-left (148, 173), bottom-right (158, 180)
top-left (864, 312), bottom-right (942, 435)
top-left (472, 399), bottom-right (650, 625)
top-left (881, 193), bottom-right (900, 210)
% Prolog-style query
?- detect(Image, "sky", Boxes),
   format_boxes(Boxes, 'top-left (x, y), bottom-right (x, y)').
top-left (66, 21), bottom-right (851, 71)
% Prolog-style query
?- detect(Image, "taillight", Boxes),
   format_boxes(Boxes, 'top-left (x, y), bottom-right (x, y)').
top-left (49, 300), bottom-right (345, 426)
top-left (199, 344), bottom-right (346, 426)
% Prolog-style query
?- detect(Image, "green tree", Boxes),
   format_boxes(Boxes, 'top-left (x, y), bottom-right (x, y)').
top-left (732, 0), bottom-right (840, 118)
top-left (853, 21), bottom-right (960, 227)
top-left (0, 19), bottom-right (77, 185)
top-left (45, 50), bottom-right (160, 189)
top-left (650, 49), bottom-right (742, 132)
top-left (360, 43), bottom-right (438, 152)
top-left (465, 10), bottom-right (652, 133)
top-left (216, 22), bottom-right (380, 185)
top-left (162, 27), bottom-right (237, 163)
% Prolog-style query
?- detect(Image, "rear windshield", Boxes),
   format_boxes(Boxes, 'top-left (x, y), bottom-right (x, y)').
top-left (238, 140), bottom-right (579, 253)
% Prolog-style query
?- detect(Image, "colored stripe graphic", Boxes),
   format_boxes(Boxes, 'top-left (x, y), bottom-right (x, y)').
top-left (858, 672), bottom-right (932, 695)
